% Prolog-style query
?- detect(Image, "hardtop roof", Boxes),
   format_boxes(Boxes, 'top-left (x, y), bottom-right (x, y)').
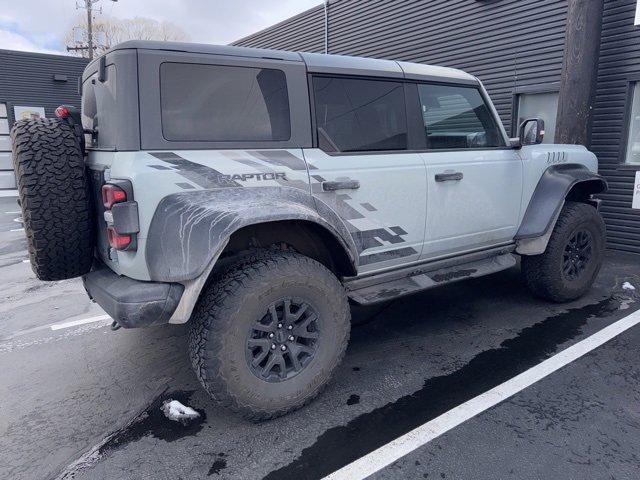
top-left (104, 40), bottom-right (478, 84)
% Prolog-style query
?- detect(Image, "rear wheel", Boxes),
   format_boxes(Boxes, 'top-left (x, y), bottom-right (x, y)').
top-left (521, 201), bottom-right (605, 302)
top-left (189, 250), bottom-right (350, 420)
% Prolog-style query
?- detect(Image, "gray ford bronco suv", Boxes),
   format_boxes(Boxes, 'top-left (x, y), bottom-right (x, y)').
top-left (11, 41), bottom-right (607, 420)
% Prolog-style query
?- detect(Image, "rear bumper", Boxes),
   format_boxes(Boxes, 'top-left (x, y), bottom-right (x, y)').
top-left (82, 263), bottom-right (184, 328)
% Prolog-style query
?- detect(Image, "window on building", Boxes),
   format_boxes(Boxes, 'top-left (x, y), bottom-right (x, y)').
top-left (517, 91), bottom-right (559, 144)
top-left (417, 84), bottom-right (503, 149)
top-left (625, 82), bottom-right (640, 165)
top-left (160, 63), bottom-right (291, 142)
top-left (313, 76), bottom-right (408, 152)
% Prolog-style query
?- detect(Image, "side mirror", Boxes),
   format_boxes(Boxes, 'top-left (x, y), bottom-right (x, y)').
top-left (518, 118), bottom-right (545, 145)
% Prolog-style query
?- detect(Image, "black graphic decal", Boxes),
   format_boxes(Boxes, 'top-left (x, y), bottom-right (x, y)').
top-left (359, 247), bottom-right (418, 265)
top-left (149, 152), bottom-right (240, 189)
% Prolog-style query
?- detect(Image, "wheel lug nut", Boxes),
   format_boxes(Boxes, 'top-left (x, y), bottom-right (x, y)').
top-left (288, 335), bottom-right (295, 341)
top-left (270, 343), bottom-right (276, 350)
top-left (268, 333), bottom-right (274, 339)
top-left (287, 325), bottom-right (293, 330)
top-left (280, 345), bottom-right (287, 351)
top-left (277, 323), bottom-right (283, 329)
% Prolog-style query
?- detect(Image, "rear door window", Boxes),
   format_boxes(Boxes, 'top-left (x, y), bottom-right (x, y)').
top-left (312, 76), bottom-right (408, 152)
top-left (160, 63), bottom-right (291, 142)
top-left (417, 84), bottom-right (503, 149)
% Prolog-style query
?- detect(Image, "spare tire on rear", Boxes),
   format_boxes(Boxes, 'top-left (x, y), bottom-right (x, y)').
top-left (11, 118), bottom-right (94, 281)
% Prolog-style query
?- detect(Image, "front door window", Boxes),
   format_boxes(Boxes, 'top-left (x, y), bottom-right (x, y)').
top-left (417, 83), bottom-right (504, 149)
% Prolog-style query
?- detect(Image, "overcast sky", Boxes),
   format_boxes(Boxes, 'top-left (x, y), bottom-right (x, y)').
top-left (0, 0), bottom-right (322, 55)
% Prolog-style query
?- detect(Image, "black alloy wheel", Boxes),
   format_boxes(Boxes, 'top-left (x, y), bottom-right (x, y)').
top-left (246, 298), bottom-right (320, 382)
top-left (562, 229), bottom-right (593, 281)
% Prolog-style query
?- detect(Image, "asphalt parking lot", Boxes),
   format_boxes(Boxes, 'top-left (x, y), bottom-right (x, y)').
top-left (1, 195), bottom-right (639, 480)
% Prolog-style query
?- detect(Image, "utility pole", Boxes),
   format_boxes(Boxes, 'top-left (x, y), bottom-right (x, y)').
top-left (555, 0), bottom-right (604, 146)
top-left (86, 0), bottom-right (94, 60)
top-left (66, 0), bottom-right (117, 59)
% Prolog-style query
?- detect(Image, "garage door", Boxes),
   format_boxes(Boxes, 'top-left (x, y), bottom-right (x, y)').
top-left (0, 103), bottom-right (14, 190)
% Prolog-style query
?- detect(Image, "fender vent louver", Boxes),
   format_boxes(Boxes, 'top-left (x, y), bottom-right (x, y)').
top-left (547, 151), bottom-right (568, 163)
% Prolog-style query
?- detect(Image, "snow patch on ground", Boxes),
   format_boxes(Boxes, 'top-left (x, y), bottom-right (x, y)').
top-left (622, 282), bottom-right (636, 291)
top-left (161, 400), bottom-right (201, 424)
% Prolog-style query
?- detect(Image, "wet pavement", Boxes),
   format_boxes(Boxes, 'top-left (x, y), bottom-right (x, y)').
top-left (1, 196), bottom-right (639, 480)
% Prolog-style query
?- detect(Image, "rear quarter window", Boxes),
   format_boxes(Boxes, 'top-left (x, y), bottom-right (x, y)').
top-left (160, 63), bottom-right (291, 142)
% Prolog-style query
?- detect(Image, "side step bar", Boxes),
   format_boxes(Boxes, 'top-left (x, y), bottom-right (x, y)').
top-left (345, 249), bottom-right (517, 305)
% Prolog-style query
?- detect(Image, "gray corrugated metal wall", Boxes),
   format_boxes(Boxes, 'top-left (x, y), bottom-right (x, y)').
top-left (0, 50), bottom-right (88, 119)
top-left (592, 0), bottom-right (640, 254)
top-left (235, 0), bottom-right (640, 254)
top-left (234, 4), bottom-right (326, 54)
top-left (0, 50), bottom-right (88, 190)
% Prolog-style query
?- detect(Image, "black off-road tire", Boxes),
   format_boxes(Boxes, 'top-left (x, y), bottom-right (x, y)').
top-left (521, 201), bottom-right (605, 302)
top-left (11, 118), bottom-right (94, 281)
top-left (188, 250), bottom-right (351, 421)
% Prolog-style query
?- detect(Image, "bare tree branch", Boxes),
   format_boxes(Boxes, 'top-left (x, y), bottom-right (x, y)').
top-left (65, 15), bottom-right (189, 57)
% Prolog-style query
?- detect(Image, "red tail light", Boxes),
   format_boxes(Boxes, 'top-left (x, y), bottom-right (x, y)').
top-left (102, 184), bottom-right (127, 209)
top-left (55, 105), bottom-right (70, 118)
top-left (107, 226), bottom-right (131, 250)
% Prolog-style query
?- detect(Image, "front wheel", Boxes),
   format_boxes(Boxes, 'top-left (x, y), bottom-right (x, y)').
top-left (189, 250), bottom-right (351, 420)
top-left (521, 201), bottom-right (605, 302)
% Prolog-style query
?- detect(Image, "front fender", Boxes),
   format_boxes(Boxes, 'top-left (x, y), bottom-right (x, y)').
top-left (515, 163), bottom-right (607, 241)
top-left (146, 186), bottom-right (358, 282)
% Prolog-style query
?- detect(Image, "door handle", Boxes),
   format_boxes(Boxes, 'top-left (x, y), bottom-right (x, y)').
top-left (322, 180), bottom-right (360, 191)
top-left (435, 172), bottom-right (464, 182)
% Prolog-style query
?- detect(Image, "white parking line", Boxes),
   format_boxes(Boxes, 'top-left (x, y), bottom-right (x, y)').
top-left (5, 211), bottom-right (20, 214)
top-left (50, 315), bottom-right (112, 331)
top-left (1, 321), bottom-right (111, 354)
top-left (10, 227), bottom-right (24, 232)
top-left (323, 308), bottom-right (640, 480)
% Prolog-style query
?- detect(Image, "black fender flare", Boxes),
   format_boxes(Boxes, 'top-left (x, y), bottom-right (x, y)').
top-left (146, 186), bottom-right (359, 282)
top-left (515, 164), bottom-right (607, 240)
